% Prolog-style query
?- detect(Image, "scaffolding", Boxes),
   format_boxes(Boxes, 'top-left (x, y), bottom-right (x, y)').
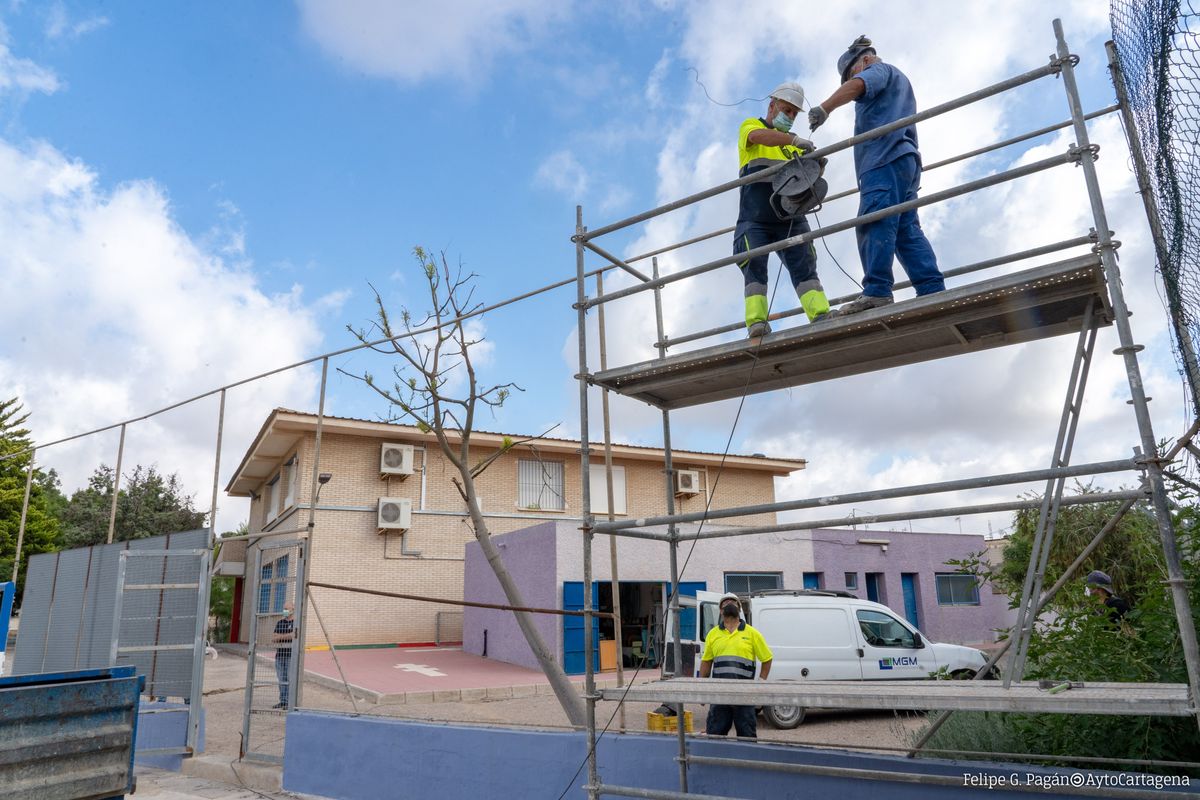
top-left (571, 20), bottom-right (1200, 799)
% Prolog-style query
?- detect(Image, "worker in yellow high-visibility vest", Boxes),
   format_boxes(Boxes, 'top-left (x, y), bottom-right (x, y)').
top-left (699, 592), bottom-right (773, 740)
top-left (735, 82), bottom-right (832, 339)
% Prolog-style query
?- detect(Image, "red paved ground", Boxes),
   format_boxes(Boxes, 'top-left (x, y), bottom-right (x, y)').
top-left (303, 646), bottom-right (599, 694)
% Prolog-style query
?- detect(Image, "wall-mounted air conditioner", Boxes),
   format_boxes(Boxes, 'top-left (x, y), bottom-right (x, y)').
top-left (380, 443), bottom-right (414, 478)
top-left (377, 497), bottom-right (412, 531)
top-left (675, 469), bottom-right (701, 496)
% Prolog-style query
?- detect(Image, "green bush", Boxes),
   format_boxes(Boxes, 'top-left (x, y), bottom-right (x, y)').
top-left (915, 487), bottom-right (1200, 773)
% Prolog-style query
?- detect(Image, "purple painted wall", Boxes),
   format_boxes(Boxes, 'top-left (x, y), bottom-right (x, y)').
top-left (808, 528), bottom-right (1009, 645)
top-left (462, 522), bottom-right (559, 671)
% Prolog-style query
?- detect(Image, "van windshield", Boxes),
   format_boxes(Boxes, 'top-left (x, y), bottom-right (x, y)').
top-left (856, 609), bottom-right (918, 648)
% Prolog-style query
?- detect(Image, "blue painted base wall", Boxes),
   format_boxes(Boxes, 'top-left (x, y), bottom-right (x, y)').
top-left (134, 702), bottom-right (204, 771)
top-left (282, 711), bottom-right (1170, 800)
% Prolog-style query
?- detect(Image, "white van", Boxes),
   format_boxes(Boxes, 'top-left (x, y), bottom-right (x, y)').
top-left (681, 589), bottom-right (994, 728)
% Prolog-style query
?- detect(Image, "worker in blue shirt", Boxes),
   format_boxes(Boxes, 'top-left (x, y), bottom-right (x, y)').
top-left (735, 82), bottom-right (831, 339)
top-left (809, 36), bottom-right (945, 316)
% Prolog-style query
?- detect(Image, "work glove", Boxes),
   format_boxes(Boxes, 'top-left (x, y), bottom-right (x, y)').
top-left (790, 134), bottom-right (815, 152)
top-left (808, 105), bottom-right (828, 131)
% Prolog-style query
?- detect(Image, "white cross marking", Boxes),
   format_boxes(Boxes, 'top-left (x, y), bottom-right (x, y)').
top-left (392, 662), bottom-right (446, 677)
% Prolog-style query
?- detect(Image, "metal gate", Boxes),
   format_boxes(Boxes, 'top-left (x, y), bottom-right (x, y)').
top-left (241, 538), bottom-right (302, 763)
top-left (114, 547), bottom-right (210, 754)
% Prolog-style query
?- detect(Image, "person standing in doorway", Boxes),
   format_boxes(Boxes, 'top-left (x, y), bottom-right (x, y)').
top-left (699, 593), bottom-right (773, 740)
top-left (273, 601), bottom-right (295, 709)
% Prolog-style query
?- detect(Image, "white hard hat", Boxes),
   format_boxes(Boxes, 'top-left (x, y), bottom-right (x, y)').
top-left (769, 82), bottom-right (805, 109)
top-left (719, 592), bottom-right (741, 605)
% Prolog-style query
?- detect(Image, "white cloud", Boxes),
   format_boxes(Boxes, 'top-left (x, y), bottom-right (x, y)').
top-left (44, 2), bottom-right (108, 41)
top-left (0, 136), bottom-right (339, 532)
top-left (568, 1), bottom-right (1183, 539)
top-left (534, 149), bottom-right (589, 197)
top-left (0, 33), bottom-right (59, 94)
top-left (297, 0), bottom-right (569, 84)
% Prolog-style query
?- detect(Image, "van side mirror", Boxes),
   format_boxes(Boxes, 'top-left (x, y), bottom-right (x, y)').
top-left (912, 632), bottom-right (924, 649)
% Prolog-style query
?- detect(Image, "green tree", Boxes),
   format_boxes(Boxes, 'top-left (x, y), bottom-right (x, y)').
top-left (59, 463), bottom-right (207, 549)
top-left (922, 487), bottom-right (1200, 772)
top-left (0, 398), bottom-right (64, 598)
top-left (208, 523), bottom-right (247, 643)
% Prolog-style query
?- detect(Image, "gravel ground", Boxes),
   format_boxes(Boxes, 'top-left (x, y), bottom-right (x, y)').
top-left (199, 652), bottom-right (927, 759)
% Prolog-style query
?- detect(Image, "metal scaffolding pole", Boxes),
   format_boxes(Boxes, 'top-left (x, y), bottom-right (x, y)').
top-left (586, 151), bottom-right (1079, 310)
top-left (594, 458), bottom-right (1135, 534)
top-left (657, 235), bottom-right (1099, 350)
top-left (1106, 41), bottom-right (1200, 416)
top-left (1055, 17), bottom-right (1200, 730)
top-left (1008, 304), bottom-right (1098, 685)
top-left (10, 448), bottom-right (34, 584)
top-left (583, 58), bottom-right (1063, 242)
top-left (106, 423), bottom-right (126, 544)
top-left (652, 258), bottom-right (689, 794)
top-left (596, 270), bottom-right (626, 732)
top-left (575, 206), bottom-right (602, 800)
top-left (292, 356), bottom-right (328, 709)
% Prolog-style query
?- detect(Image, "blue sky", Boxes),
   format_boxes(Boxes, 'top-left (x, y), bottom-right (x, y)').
top-left (2, 1), bottom-right (1186, 535)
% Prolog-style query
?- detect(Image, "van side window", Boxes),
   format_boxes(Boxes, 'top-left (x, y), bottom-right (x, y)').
top-left (856, 609), bottom-right (917, 649)
top-left (700, 602), bottom-right (721, 640)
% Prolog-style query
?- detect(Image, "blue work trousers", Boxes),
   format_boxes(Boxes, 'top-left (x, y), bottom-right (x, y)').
top-left (706, 703), bottom-right (758, 740)
top-left (856, 154), bottom-right (944, 298)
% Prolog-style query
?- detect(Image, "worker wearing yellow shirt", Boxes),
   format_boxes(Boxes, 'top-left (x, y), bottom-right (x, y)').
top-left (699, 592), bottom-right (773, 740)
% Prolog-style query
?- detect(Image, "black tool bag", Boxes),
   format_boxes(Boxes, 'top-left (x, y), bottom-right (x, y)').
top-left (769, 155), bottom-right (829, 220)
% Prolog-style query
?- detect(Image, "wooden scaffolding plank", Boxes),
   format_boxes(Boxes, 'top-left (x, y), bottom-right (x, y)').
top-left (600, 678), bottom-right (1193, 717)
top-left (591, 255), bottom-right (1113, 409)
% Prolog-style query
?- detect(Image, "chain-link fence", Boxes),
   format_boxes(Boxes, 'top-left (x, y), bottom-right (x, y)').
top-left (1110, 1), bottom-right (1200, 416)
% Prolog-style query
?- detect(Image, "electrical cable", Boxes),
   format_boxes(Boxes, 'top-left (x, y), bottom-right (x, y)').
top-left (685, 67), bottom-right (769, 108)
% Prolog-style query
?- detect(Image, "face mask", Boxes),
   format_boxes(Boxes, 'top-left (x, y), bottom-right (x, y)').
top-left (721, 604), bottom-right (739, 618)
top-left (772, 111), bottom-right (794, 132)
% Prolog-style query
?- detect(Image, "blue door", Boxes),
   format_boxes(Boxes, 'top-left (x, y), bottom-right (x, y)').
top-left (901, 573), bottom-right (920, 629)
top-left (865, 573), bottom-right (881, 603)
top-left (665, 581), bottom-right (706, 641)
top-left (802, 572), bottom-right (821, 590)
top-left (562, 582), bottom-right (599, 674)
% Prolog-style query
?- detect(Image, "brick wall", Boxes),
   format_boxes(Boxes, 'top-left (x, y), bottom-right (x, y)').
top-left (236, 430), bottom-right (785, 647)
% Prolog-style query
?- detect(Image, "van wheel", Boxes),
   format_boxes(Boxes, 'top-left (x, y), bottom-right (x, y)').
top-left (763, 705), bottom-right (805, 729)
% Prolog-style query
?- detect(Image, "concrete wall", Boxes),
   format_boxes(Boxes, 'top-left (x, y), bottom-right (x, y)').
top-left (134, 704), bottom-right (204, 771)
top-left (555, 522), bottom-right (816, 588)
top-left (283, 711), bottom-right (1151, 800)
top-left (461, 522), bottom-right (558, 670)
top-left (809, 529), bottom-right (1010, 645)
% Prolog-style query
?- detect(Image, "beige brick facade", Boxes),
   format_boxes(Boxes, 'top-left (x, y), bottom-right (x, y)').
top-left (226, 409), bottom-right (803, 648)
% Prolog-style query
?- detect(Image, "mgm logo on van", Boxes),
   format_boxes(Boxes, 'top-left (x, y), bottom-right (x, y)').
top-left (878, 656), bottom-right (920, 670)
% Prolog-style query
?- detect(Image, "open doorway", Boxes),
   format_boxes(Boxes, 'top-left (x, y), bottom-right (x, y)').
top-left (597, 581), bottom-right (664, 670)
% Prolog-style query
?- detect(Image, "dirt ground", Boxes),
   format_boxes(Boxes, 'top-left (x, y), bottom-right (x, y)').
top-left (200, 651), bottom-right (927, 760)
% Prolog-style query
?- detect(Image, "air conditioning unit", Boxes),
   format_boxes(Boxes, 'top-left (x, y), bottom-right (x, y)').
top-left (377, 497), bottom-right (412, 531)
top-left (380, 443), bottom-right (414, 478)
top-left (675, 469), bottom-right (701, 496)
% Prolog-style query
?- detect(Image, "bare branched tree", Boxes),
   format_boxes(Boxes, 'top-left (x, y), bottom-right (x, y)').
top-left (342, 246), bottom-right (586, 726)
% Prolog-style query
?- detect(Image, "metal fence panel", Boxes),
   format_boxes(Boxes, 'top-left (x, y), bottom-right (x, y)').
top-left (242, 539), bottom-right (302, 764)
top-left (12, 529), bottom-right (210, 679)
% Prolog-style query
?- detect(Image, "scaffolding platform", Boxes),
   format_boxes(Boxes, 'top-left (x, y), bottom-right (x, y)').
top-left (591, 255), bottom-right (1114, 409)
top-left (600, 677), bottom-right (1193, 717)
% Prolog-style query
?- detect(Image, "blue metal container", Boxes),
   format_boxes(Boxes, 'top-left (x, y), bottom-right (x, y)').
top-left (0, 665), bottom-right (142, 799)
